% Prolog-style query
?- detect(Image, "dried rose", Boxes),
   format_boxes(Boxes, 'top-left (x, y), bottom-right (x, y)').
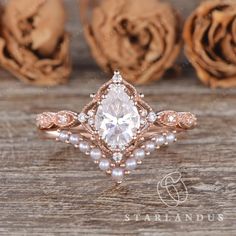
top-left (183, 0), bottom-right (236, 88)
top-left (79, 0), bottom-right (181, 84)
top-left (0, 0), bottom-right (71, 86)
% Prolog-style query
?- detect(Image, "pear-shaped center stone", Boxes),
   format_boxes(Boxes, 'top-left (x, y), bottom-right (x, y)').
top-left (95, 84), bottom-right (140, 150)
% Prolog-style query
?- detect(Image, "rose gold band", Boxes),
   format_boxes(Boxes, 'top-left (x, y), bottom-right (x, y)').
top-left (35, 71), bottom-right (197, 183)
top-left (36, 110), bottom-right (197, 139)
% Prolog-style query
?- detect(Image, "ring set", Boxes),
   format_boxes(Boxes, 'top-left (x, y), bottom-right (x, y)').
top-left (36, 71), bottom-right (197, 183)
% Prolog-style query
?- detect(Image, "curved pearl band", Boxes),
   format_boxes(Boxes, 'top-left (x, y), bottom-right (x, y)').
top-left (36, 71), bottom-right (197, 183)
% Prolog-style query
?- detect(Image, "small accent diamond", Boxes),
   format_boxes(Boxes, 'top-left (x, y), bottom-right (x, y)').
top-left (57, 114), bottom-right (68, 125)
top-left (140, 118), bottom-right (146, 125)
top-left (112, 71), bottom-right (122, 83)
top-left (54, 111), bottom-right (76, 127)
top-left (88, 118), bottom-right (94, 126)
top-left (78, 113), bottom-right (87, 123)
top-left (141, 110), bottom-right (148, 117)
top-left (87, 110), bottom-right (94, 117)
top-left (147, 112), bottom-right (157, 123)
top-left (112, 152), bottom-right (123, 162)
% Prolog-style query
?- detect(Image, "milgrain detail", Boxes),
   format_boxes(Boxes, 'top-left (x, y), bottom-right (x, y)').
top-left (36, 111), bottom-right (78, 129)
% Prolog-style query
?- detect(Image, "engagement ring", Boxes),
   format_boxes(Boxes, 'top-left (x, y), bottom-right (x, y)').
top-left (36, 71), bottom-right (197, 183)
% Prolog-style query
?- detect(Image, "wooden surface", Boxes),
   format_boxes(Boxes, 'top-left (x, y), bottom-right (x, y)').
top-left (0, 0), bottom-right (236, 235)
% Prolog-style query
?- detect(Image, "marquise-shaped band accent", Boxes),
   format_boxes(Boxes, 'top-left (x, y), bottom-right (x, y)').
top-left (157, 111), bottom-right (197, 129)
top-left (36, 111), bottom-right (77, 129)
top-left (36, 112), bottom-right (54, 129)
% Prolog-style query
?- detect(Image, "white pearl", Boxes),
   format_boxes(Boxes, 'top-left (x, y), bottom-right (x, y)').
top-left (145, 141), bottom-right (156, 152)
top-left (125, 158), bottom-right (137, 170)
top-left (99, 159), bottom-right (110, 170)
top-left (133, 148), bottom-right (145, 160)
top-left (155, 135), bottom-right (165, 146)
top-left (69, 134), bottom-right (79, 145)
top-left (58, 131), bottom-right (69, 142)
top-left (166, 133), bottom-right (176, 144)
top-left (90, 148), bottom-right (102, 161)
top-left (111, 168), bottom-right (124, 182)
top-left (79, 141), bottom-right (90, 153)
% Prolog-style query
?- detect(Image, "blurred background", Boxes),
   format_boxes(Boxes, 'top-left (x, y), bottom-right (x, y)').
top-left (68, 0), bottom-right (202, 71)
top-left (0, 0), bottom-right (233, 87)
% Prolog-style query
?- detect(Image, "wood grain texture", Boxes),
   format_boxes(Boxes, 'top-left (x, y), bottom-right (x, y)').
top-left (0, 0), bottom-right (235, 235)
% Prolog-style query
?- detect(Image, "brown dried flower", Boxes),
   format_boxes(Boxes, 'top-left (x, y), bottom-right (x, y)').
top-left (183, 0), bottom-right (236, 88)
top-left (0, 0), bottom-right (71, 86)
top-left (80, 0), bottom-right (181, 84)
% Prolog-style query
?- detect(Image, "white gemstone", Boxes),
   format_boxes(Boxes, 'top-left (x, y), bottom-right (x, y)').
top-left (140, 118), bottom-right (146, 125)
top-left (166, 133), bottom-right (176, 144)
top-left (99, 159), bottom-right (110, 171)
top-left (145, 141), bottom-right (156, 152)
top-left (155, 135), bottom-right (165, 146)
top-left (141, 110), bottom-right (147, 117)
top-left (78, 113), bottom-right (87, 123)
top-left (133, 148), bottom-right (145, 160)
top-left (111, 168), bottom-right (124, 182)
top-left (57, 114), bottom-right (68, 125)
top-left (69, 134), bottom-right (80, 145)
top-left (125, 158), bottom-right (137, 170)
top-left (112, 152), bottom-right (123, 162)
top-left (148, 112), bottom-right (157, 123)
top-left (58, 131), bottom-right (69, 142)
top-left (168, 115), bottom-right (176, 122)
top-left (87, 110), bottom-right (94, 117)
top-left (79, 141), bottom-right (90, 153)
top-left (95, 84), bottom-right (140, 150)
top-left (90, 148), bottom-right (102, 161)
top-left (88, 118), bottom-right (94, 125)
top-left (112, 73), bottom-right (122, 83)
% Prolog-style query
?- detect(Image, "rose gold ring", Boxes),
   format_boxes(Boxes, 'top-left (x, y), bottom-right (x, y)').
top-left (36, 71), bottom-right (197, 183)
